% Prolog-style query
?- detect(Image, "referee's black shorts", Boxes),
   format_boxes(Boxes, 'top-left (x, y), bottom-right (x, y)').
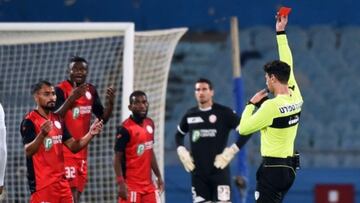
top-left (255, 157), bottom-right (296, 203)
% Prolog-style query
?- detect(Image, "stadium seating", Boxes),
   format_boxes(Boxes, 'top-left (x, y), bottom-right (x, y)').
top-left (166, 25), bottom-right (360, 168)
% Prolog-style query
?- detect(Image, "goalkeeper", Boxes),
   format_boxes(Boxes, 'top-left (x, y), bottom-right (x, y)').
top-left (175, 78), bottom-right (248, 203)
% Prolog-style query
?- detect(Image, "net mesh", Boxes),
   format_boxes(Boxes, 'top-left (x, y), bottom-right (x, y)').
top-left (0, 25), bottom-right (186, 202)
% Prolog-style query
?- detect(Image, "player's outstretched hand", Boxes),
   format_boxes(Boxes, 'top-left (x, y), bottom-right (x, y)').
top-left (70, 82), bottom-right (88, 100)
top-left (176, 146), bottom-right (195, 172)
top-left (106, 86), bottom-right (115, 105)
top-left (89, 119), bottom-right (103, 136)
top-left (214, 144), bottom-right (239, 169)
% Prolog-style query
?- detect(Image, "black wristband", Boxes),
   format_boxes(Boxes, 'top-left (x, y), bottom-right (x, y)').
top-left (247, 101), bottom-right (255, 106)
top-left (277, 31), bottom-right (286, 35)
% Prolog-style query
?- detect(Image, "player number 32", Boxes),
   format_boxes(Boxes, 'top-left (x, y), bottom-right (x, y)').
top-left (65, 166), bottom-right (76, 178)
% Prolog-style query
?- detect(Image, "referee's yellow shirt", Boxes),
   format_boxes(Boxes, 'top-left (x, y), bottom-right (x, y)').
top-left (238, 33), bottom-right (303, 158)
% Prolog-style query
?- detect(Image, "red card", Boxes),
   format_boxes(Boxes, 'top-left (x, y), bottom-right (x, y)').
top-left (278, 7), bottom-right (292, 17)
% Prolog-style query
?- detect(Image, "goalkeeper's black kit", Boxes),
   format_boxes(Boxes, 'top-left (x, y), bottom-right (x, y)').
top-left (175, 103), bottom-right (240, 203)
top-left (239, 32), bottom-right (303, 203)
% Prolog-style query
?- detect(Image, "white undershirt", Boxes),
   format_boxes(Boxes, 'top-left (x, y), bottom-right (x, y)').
top-left (0, 103), bottom-right (7, 186)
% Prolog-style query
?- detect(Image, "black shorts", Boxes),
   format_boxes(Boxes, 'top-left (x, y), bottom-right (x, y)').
top-left (255, 157), bottom-right (296, 203)
top-left (191, 169), bottom-right (231, 203)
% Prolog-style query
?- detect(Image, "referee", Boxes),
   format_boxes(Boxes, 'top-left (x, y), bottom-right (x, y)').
top-left (237, 14), bottom-right (303, 202)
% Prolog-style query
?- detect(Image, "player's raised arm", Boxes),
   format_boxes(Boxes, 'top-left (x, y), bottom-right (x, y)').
top-left (63, 119), bottom-right (103, 153)
top-left (21, 120), bottom-right (52, 157)
top-left (276, 15), bottom-right (302, 99)
top-left (54, 83), bottom-right (88, 118)
top-left (276, 15), bottom-right (292, 67)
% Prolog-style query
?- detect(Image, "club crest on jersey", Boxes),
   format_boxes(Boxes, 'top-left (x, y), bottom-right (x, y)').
top-left (72, 107), bottom-right (80, 119)
top-left (85, 91), bottom-right (92, 100)
top-left (192, 130), bottom-right (201, 142)
top-left (209, 114), bottom-right (217, 123)
top-left (54, 121), bottom-right (62, 129)
top-left (137, 144), bottom-right (145, 156)
top-left (44, 137), bottom-right (53, 151)
top-left (146, 125), bottom-right (153, 134)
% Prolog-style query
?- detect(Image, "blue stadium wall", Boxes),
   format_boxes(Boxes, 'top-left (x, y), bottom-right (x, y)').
top-left (1, 0), bottom-right (360, 30)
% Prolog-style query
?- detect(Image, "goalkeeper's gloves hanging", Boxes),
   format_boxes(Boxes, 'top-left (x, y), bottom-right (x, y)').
top-left (214, 143), bottom-right (240, 169)
top-left (177, 146), bottom-right (195, 172)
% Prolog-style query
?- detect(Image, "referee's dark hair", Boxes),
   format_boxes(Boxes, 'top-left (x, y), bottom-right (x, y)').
top-left (31, 80), bottom-right (53, 95)
top-left (263, 60), bottom-right (290, 84)
top-left (129, 90), bottom-right (147, 104)
top-left (196, 78), bottom-right (213, 90)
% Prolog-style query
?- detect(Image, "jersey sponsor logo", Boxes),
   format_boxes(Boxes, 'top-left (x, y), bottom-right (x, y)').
top-left (192, 130), bottom-right (201, 142)
top-left (187, 117), bottom-right (204, 124)
top-left (54, 121), bottom-right (62, 129)
top-left (85, 91), bottom-right (92, 100)
top-left (43, 137), bottom-right (53, 151)
top-left (209, 114), bottom-right (217, 123)
top-left (137, 144), bottom-right (145, 155)
top-left (51, 135), bottom-right (63, 145)
top-left (136, 141), bottom-right (153, 156)
top-left (146, 125), bottom-right (153, 134)
top-left (217, 185), bottom-right (230, 201)
top-left (144, 141), bottom-right (153, 150)
top-left (73, 106), bottom-right (92, 119)
top-left (192, 129), bottom-right (217, 142)
top-left (72, 107), bottom-right (80, 119)
top-left (44, 135), bottom-right (63, 151)
top-left (288, 115), bottom-right (299, 125)
top-left (279, 102), bottom-right (303, 114)
top-left (270, 112), bottom-right (301, 128)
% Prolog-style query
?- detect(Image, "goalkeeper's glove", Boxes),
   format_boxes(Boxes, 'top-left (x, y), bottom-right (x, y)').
top-left (177, 146), bottom-right (195, 172)
top-left (214, 143), bottom-right (239, 169)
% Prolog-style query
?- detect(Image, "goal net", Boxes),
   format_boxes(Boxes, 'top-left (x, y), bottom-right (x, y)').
top-left (0, 23), bottom-right (186, 202)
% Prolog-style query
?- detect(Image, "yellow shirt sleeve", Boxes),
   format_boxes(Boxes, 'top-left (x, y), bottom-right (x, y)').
top-left (238, 101), bottom-right (276, 135)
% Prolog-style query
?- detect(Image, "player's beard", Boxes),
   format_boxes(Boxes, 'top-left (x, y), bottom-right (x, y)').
top-left (43, 102), bottom-right (56, 112)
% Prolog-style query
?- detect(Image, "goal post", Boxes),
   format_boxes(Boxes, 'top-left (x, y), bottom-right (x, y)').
top-left (0, 22), bottom-right (135, 120)
top-left (0, 22), bottom-right (186, 202)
